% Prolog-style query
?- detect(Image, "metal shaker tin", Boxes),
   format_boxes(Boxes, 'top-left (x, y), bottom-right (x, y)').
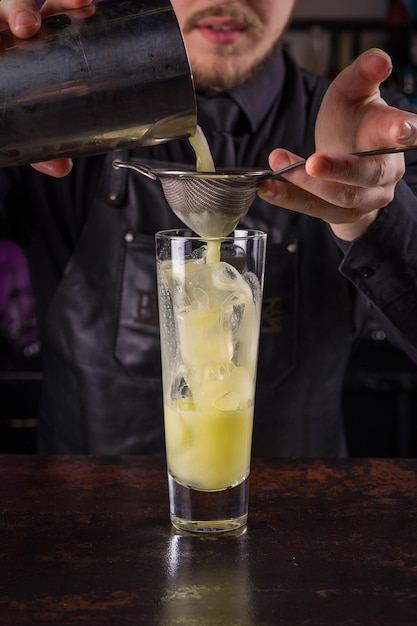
top-left (0, 0), bottom-right (196, 166)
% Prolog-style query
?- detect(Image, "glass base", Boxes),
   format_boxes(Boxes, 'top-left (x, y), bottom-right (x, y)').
top-left (168, 473), bottom-right (249, 533)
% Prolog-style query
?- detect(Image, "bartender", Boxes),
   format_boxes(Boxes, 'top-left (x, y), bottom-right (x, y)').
top-left (1, 0), bottom-right (417, 456)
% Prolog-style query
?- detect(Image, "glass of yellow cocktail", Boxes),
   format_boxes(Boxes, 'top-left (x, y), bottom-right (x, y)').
top-left (156, 229), bottom-right (266, 533)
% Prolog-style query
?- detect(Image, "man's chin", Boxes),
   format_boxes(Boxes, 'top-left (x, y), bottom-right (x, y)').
top-left (193, 66), bottom-right (246, 92)
top-left (191, 44), bottom-right (279, 92)
top-left (192, 57), bottom-right (262, 91)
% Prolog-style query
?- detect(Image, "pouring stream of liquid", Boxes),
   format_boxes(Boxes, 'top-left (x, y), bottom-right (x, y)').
top-left (187, 126), bottom-right (221, 261)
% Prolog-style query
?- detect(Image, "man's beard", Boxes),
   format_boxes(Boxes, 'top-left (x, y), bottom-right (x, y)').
top-left (191, 40), bottom-right (280, 92)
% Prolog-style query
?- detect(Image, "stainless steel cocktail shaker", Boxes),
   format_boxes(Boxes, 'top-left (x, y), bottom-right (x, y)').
top-left (0, 0), bottom-right (196, 166)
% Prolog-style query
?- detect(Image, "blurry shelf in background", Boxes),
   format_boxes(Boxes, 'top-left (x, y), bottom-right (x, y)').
top-left (290, 19), bottom-right (390, 54)
top-left (285, 20), bottom-right (412, 80)
top-left (292, 0), bottom-right (386, 19)
top-left (291, 19), bottom-right (390, 30)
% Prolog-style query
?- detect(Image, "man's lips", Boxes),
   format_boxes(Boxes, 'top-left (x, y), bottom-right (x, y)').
top-left (196, 17), bottom-right (247, 45)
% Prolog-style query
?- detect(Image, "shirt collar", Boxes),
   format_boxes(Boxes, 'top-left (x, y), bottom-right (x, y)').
top-left (197, 46), bottom-right (286, 133)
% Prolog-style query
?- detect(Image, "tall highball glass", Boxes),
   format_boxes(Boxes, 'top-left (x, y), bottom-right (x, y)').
top-left (156, 229), bottom-right (266, 533)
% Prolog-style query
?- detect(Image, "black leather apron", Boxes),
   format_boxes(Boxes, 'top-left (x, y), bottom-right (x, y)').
top-left (37, 152), bottom-right (176, 454)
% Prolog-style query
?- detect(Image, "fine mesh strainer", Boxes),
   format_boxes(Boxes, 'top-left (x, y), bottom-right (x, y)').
top-left (113, 146), bottom-right (416, 237)
top-left (112, 160), bottom-right (302, 237)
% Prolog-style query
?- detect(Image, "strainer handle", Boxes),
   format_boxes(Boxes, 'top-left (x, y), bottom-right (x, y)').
top-left (263, 145), bottom-right (417, 182)
top-left (112, 160), bottom-right (157, 180)
top-left (261, 159), bottom-right (306, 182)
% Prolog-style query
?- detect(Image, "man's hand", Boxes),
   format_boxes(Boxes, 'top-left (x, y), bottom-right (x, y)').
top-left (258, 49), bottom-right (417, 241)
top-left (0, 0), bottom-right (94, 177)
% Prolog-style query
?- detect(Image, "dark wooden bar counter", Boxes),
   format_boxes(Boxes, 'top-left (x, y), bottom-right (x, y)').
top-left (1, 455), bottom-right (417, 625)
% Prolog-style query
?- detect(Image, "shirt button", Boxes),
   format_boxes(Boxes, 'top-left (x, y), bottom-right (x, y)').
top-left (358, 266), bottom-right (375, 278)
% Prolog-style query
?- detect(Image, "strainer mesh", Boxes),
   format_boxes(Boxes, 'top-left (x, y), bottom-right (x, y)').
top-left (160, 176), bottom-right (258, 218)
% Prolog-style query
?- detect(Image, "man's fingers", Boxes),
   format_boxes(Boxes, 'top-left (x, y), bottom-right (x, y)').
top-left (0, 0), bottom-right (41, 37)
top-left (0, 0), bottom-right (94, 37)
top-left (40, 0), bottom-right (94, 16)
top-left (258, 174), bottom-right (390, 224)
top-left (269, 146), bottom-right (405, 190)
top-left (259, 148), bottom-right (399, 220)
top-left (306, 152), bottom-right (405, 188)
top-left (31, 159), bottom-right (73, 177)
top-left (332, 48), bottom-right (393, 103)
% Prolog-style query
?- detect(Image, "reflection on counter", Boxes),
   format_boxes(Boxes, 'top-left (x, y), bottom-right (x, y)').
top-left (159, 526), bottom-right (254, 626)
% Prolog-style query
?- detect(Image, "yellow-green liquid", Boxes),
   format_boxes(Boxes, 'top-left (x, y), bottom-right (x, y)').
top-left (188, 125), bottom-right (221, 262)
top-left (161, 255), bottom-right (259, 491)
top-left (162, 127), bottom-right (256, 492)
top-left (165, 405), bottom-right (253, 491)
top-left (188, 125), bottom-right (216, 174)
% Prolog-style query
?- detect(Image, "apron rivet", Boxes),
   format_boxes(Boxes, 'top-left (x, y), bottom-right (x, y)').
top-left (287, 242), bottom-right (297, 253)
top-left (125, 232), bottom-right (134, 243)
top-left (109, 191), bottom-right (118, 202)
